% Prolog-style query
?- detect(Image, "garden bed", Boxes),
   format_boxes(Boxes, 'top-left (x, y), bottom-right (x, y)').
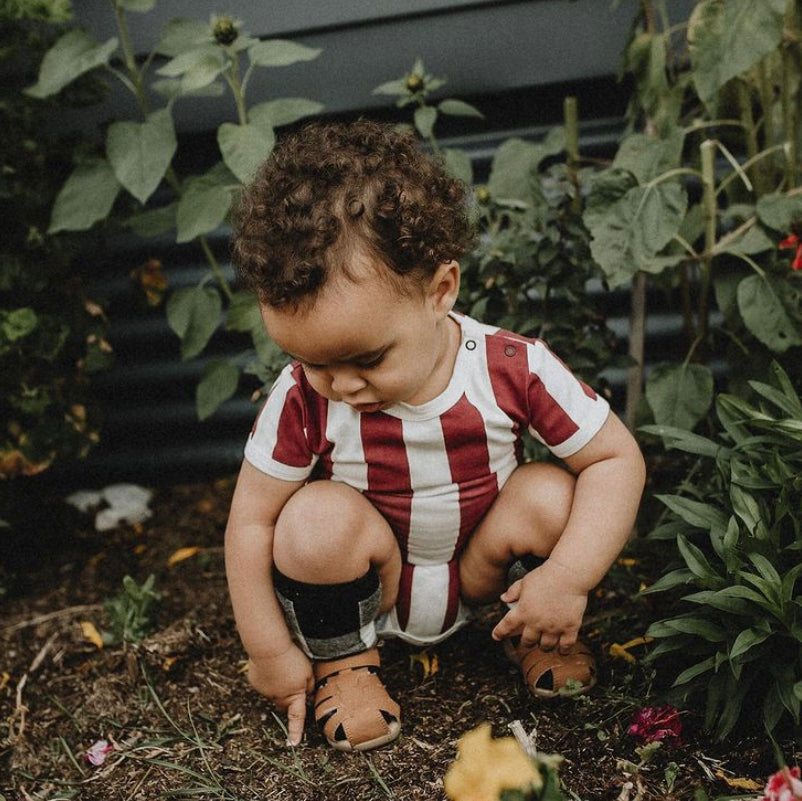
top-left (0, 478), bottom-right (789, 800)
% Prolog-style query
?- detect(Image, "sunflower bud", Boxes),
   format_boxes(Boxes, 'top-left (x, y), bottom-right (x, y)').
top-left (212, 15), bottom-right (239, 46)
top-left (404, 73), bottom-right (424, 94)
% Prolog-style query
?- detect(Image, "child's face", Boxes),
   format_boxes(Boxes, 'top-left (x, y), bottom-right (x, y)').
top-left (261, 258), bottom-right (460, 411)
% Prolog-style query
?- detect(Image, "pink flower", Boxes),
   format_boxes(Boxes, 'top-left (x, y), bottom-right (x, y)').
top-left (85, 739), bottom-right (113, 766)
top-left (626, 705), bottom-right (682, 746)
top-left (758, 766), bottom-right (802, 801)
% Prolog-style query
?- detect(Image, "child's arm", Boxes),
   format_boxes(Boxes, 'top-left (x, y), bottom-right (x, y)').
top-left (492, 412), bottom-right (646, 652)
top-left (225, 459), bottom-right (311, 745)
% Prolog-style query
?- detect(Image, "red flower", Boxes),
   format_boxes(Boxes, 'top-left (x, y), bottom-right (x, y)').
top-left (778, 234), bottom-right (802, 271)
top-left (758, 766), bottom-right (802, 801)
top-left (626, 705), bottom-right (682, 746)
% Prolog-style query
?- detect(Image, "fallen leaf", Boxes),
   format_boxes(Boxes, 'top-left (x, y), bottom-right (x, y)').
top-left (80, 621), bottom-right (104, 649)
top-left (0, 671), bottom-right (10, 691)
top-left (133, 544), bottom-right (147, 555)
top-left (714, 771), bottom-right (762, 791)
top-left (167, 546), bottom-right (201, 567)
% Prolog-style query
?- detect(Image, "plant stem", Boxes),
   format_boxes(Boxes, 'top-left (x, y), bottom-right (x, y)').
top-left (111, 0), bottom-right (150, 116)
top-left (564, 96), bottom-right (581, 215)
top-left (736, 80), bottom-right (762, 195)
top-left (782, 41), bottom-right (798, 188)
top-left (224, 50), bottom-right (249, 126)
top-left (625, 271), bottom-right (646, 432)
top-left (201, 237), bottom-right (234, 302)
top-left (699, 139), bottom-right (717, 349)
top-left (757, 59), bottom-right (776, 179)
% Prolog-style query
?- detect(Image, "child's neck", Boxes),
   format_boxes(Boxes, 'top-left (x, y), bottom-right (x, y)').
top-left (406, 314), bottom-right (460, 406)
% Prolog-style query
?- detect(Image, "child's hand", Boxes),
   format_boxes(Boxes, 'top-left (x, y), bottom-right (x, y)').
top-left (248, 645), bottom-right (314, 746)
top-left (491, 560), bottom-right (588, 653)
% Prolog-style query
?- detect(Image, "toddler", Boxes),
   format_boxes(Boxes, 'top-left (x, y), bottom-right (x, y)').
top-left (225, 119), bottom-right (646, 752)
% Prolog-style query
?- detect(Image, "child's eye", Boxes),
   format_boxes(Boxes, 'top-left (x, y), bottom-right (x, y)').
top-left (355, 353), bottom-right (384, 370)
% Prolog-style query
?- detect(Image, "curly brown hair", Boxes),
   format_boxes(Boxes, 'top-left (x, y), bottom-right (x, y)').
top-left (231, 119), bottom-right (474, 308)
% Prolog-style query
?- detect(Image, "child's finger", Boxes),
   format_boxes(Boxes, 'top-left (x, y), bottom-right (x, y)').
top-left (499, 578), bottom-right (522, 604)
top-left (491, 609), bottom-right (521, 641)
top-left (285, 695), bottom-right (307, 747)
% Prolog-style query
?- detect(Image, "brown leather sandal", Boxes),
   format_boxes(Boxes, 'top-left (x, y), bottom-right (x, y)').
top-left (313, 648), bottom-right (401, 751)
top-left (505, 639), bottom-right (597, 699)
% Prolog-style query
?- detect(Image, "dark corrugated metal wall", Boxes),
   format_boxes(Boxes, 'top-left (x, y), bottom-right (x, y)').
top-left (52, 1), bottom-right (695, 487)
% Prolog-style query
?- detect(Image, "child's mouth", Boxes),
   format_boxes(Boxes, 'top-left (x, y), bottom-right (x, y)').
top-left (351, 401), bottom-right (386, 413)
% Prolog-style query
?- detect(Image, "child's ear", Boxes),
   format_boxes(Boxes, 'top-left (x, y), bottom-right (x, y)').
top-left (428, 261), bottom-right (460, 316)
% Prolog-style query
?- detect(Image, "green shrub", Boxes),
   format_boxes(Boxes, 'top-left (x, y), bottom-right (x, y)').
top-left (640, 362), bottom-right (802, 738)
top-left (0, 5), bottom-right (111, 495)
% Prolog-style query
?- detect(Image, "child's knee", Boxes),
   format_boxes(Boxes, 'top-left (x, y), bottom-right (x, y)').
top-left (509, 462), bottom-right (575, 534)
top-left (273, 481), bottom-right (393, 582)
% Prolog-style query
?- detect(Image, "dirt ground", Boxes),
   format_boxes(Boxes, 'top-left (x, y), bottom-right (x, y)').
top-left (0, 478), bottom-right (793, 800)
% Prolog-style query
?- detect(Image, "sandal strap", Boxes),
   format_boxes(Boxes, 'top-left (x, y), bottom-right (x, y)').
top-left (313, 648), bottom-right (400, 751)
top-left (513, 640), bottom-right (597, 696)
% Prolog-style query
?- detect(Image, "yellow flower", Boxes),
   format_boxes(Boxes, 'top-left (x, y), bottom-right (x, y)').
top-left (444, 723), bottom-right (542, 801)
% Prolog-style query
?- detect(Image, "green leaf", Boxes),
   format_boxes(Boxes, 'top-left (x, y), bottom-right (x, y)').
top-left (414, 106), bottom-right (438, 140)
top-left (585, 182), bottom-right (687, 286)
top-left (677, 535), bottom-right (724, 587)
top-left (665, 616), bottom-right (727, 641)
top-left (737, 274), bottom-right (802, 352)
top-left (106, 109), bottom-right (177, 204)
top-left (673, 655), bottom-right (716, 686)
top-left (156, 19), bottom-right (212, 56)
top-left (729, 485), bottom-right (761, 534)
top-left (688, 0), bottom-right (786, 107)
top-left (49, 158), bottom-right (121, 233)
top-left (151, 78), bottom-right (225, 100)
top-left (372, 78), bottom-right (408, 97)
top-left (645, 362), bottom-right (714, 431)
top-left (656, 495), bottom-right (728, 532)
top-left (26, 30), bottom-right (118, 98)
top-left (730, 627), bottom-right (771, 659)
top-left (166, 287), bottom-right (222, 360)
top-left (640, 568), bottom-right (695, 594)
top-left (248, 39), bottom-right (321, 67)
top-left (217, 122), bottom-right (275, 185)
top-left (756, 191), bottom-right (802, 232)
top-left (226, 291), bottom-right (261, 332)
top-left (1, 308), bottom-right (38, 342)
top-left (248, 98), bottom-right (324, 130)
top-left (723, 225), bottom-right (773, 256)
top-left (126, 203), bottom-right (177, 238)
top-left (197, 358), bottom-right (239, 420)
top-left (157, 45), bottom-right (225, 92)
top-left (175, 165), bottom-right (235, 243)
top-left (612, 132), bottom-right (684, 183)
top-left (639, 424), bottom-right (722, 458)
top-left (438, 99), bottom-right (484, 118)
top-left (443, 148), bottom-right (473, 185)
top-left (488, 131), bottom-right (566, 205)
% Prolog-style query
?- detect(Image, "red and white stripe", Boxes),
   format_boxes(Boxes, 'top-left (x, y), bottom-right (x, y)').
top-left (245, 313), bottom-right (609, 644)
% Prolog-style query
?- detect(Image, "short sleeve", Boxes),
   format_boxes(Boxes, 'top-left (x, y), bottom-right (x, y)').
top-left (525, 339), bottom-right (610, 459)
top-left (244, 363), bottom-right (319, 481)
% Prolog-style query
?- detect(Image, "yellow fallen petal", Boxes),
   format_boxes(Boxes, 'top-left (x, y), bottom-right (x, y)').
top-left (714, 771), bottom-right (762, 791)
top-left (81, 621), bottom-right (104, 649)
top-left (444, 723), bottom-right (542, 801)
top-left (617, 557), bottom-right (638, 567)
top-left (167, 546), bottom-right (201, 567)
top-left (410, 651), bottom-right (439, 679)
top-left (0, 671), bottom-right (10, 691)
top-left (609, 643), bottom-right (637, 664)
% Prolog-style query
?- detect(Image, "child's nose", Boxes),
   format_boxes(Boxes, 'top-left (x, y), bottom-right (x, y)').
top-left (329, 367), bottom-right (368, 395)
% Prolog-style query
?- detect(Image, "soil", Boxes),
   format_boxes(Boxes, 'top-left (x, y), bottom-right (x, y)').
top-left (0, 478), bottom-right (792, 800)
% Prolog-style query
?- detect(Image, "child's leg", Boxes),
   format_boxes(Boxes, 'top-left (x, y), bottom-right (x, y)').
top-left (271, 480), bottom-right (402, 750)
top-left (458, 462), bottom-right (596, 697)
top-left (458, 461), bottom-right (575, 604)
